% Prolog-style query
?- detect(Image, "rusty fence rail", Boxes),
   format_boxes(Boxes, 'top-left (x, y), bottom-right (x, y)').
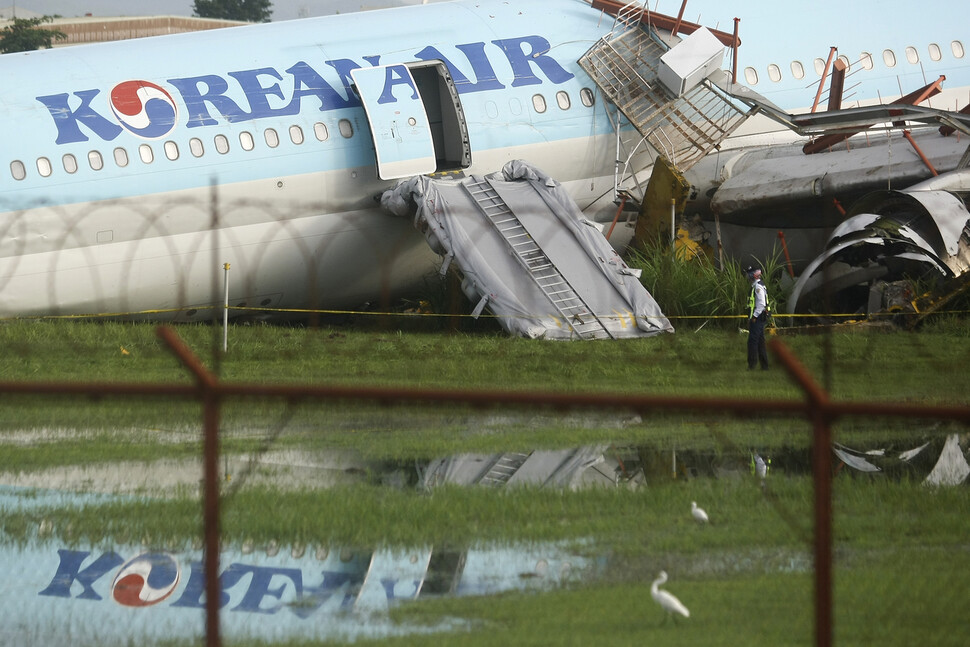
top-left (0, 327), bottom-right (968, 647)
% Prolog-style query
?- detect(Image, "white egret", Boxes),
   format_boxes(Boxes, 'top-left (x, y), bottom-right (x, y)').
top-left (691, 501), bottom-right (709, 524)
top-left (753, 453), bottom-right (770, 491)
top-left (753, 454), bottom-right (768, 479)
top-left (651, 570), bottom-right (690, 622)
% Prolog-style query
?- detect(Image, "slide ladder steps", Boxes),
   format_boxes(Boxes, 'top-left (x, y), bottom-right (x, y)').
top-left (479, 452), bottom-right (533, 487)
top-left (463, 178), bottom-right (615, 340)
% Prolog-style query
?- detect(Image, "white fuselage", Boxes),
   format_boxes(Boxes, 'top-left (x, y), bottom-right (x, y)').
top-left (0, 0), bottom-right (966, 318)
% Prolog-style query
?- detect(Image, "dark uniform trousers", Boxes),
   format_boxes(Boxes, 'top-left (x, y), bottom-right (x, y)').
top-left (748, 311), bottom-right (769, 369)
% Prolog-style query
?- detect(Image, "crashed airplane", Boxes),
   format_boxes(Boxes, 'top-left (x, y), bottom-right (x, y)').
top-left (603, 0), bottom-right (970, 323)
top-left (1, 0), bottom-right (968, 332)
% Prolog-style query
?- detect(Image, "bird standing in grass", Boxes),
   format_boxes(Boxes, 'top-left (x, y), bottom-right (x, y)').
top-left (691, 501), bottom-right (709, 524)
top-left (754, 454), bottom-right (768, 479)
top-left (753, 453), bottom-right (770, 491)
top-left (651, 570), bottom-right (690, 622)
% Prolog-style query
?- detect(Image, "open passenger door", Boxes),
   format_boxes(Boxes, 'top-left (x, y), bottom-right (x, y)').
top-left (351, 64), bottom-right (437, 180)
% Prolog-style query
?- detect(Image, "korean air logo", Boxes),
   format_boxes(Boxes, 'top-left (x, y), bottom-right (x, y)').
top-left (109, 80), bottom-right (179, 139)
top-left (111, 552), bottom-right (181, 607)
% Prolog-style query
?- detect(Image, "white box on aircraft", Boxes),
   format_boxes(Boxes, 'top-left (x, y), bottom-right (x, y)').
top-left (657, 27), bottom-right (725, 97)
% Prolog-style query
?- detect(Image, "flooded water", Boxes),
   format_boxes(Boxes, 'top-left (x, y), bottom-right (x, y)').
top-left (2, 439), bottom-right (956, 498)
top-left (1, 430), bottom-right (966, 645)
top-left (0, 484), bottom-right (591, 645)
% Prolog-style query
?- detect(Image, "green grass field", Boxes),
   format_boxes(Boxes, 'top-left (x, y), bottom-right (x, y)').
top-left (1, 320), bottom-right (968, 645)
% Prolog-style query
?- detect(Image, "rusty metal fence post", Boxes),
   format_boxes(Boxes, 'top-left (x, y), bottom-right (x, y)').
top-left (770, 339), bottom-right (833, 647)
top-left (157, 327), bottom-right (224, 647)
top-left (2, 328), bottom-right (969, 646)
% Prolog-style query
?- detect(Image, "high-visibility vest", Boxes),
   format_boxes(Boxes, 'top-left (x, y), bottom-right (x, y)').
top-left (748, 280), bottom-right (770, 318)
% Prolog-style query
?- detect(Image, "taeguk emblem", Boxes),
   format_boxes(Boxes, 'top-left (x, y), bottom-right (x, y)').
top-left (111, 552), bottom-right (181, 607)
top-left (109, 80), bottom-right (179, 139)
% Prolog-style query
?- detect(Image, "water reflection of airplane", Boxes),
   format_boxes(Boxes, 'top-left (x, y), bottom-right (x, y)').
top-left (420, 446), bottom-right (644, 488)
top-left (1, 0), bottom-right (968, 321)
top-left (14, 527), bottom-right (588, 643)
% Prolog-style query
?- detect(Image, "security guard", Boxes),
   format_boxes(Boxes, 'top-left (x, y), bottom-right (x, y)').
top-left (746, 266), bottom-right (770, 370)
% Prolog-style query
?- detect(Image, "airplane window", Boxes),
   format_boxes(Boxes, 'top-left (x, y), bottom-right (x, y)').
top-left (37, 157), bottom-right (52, 177)
top-left (113, 147), bottom-right (128, 167)
top-left (10, 160), bottom-right (25, 180)
top-left (812, 58), bottom-right (825, 76)
top-left (860, 52), bottom-right (874, 70)
top-left (928, 44), bottom-right (942, 62)
top-left (509, 98), bottom-right (523, 116)
top-left (164, 141), bottom-right (179, 161)
top-left (289, 125), bottom-right (305, 144)
top-left (62, 154), bottom-right (78, 174)
top-left (88, 150), bottom-right (103, 171)
top-left (485, 100), bottom-right (499, 118)
top-left (556, 91), bottom-right (570, 110)
top-left (790, 61), bottom-right (805, 80)
top-left (264, 128), bottom-right (280, 148)
top-left (139, 144), bottom-right (154, 164)
top-left (883, 49), bottom-right (897, 67)
top-left (240, 132), bottom-right (255, 151)
top-left (905, 46), bottom-right (919, 64)
top-left (532, 94), bottom-right (547, 113)
top-left (214, 134), bottom-right (230, 154)
top-left (950, 40), bottom-right (964, 59)
top-left (338, 119), bottom-right (354, 138)
top-left (580, 88), bottom-right (595, 107)
top-left (743, 66), bottom-right (758, 85)
top-left (314, 122), bottom-right (329, 141)
top-left (767, 64), bottom-right (781, 82)
top-left (189, 138), bottom-right (204, 157)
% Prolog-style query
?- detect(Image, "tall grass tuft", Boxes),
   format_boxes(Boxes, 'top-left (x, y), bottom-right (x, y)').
top-left (626, 237), bottom-right (789, 329)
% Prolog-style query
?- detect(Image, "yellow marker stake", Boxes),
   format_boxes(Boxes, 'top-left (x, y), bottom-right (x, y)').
top-left (223, 263), bottom-right (231, 352)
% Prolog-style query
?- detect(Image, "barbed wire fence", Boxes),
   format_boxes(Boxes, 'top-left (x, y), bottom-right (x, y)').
top-left (4, 187), bottom-right (966, 329)
top-left (0, 194), bottom-right (968, 646)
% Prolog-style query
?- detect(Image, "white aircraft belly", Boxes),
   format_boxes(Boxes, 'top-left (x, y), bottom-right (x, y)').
top-left (0, 133), bottom-right (624, 319)
top-left (0, 180), bottom-right (436, 319)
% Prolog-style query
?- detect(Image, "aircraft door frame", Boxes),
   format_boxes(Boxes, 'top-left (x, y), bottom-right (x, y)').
top-left (352, 62), bottom-right (471, 180)
top-left (409, 61), bottom-right (472, 171)
top-left (351, 64), bottom-right (437, 180)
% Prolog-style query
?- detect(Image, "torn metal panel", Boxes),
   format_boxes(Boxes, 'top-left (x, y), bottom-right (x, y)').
top-left (833, 445), bottom-right (881, 472)
top-left (786, 243), bottom-right (888, 315)
top-left (924, 434), bottom-right (970, 487)
top-left (787, 180), bottom-right (970, 316)
top-left (831, 437), bottom-right (970, 486)
top-left (907, 192), bottom-right (970, 260)
top-left (847, 190), bottom-right (970, 269)
top-left (899, 442), bottom-right (931, 462)
top-left (828, 214), bottom-right (882, 241)
top-left (675, 134), bottom-right (970, 278)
